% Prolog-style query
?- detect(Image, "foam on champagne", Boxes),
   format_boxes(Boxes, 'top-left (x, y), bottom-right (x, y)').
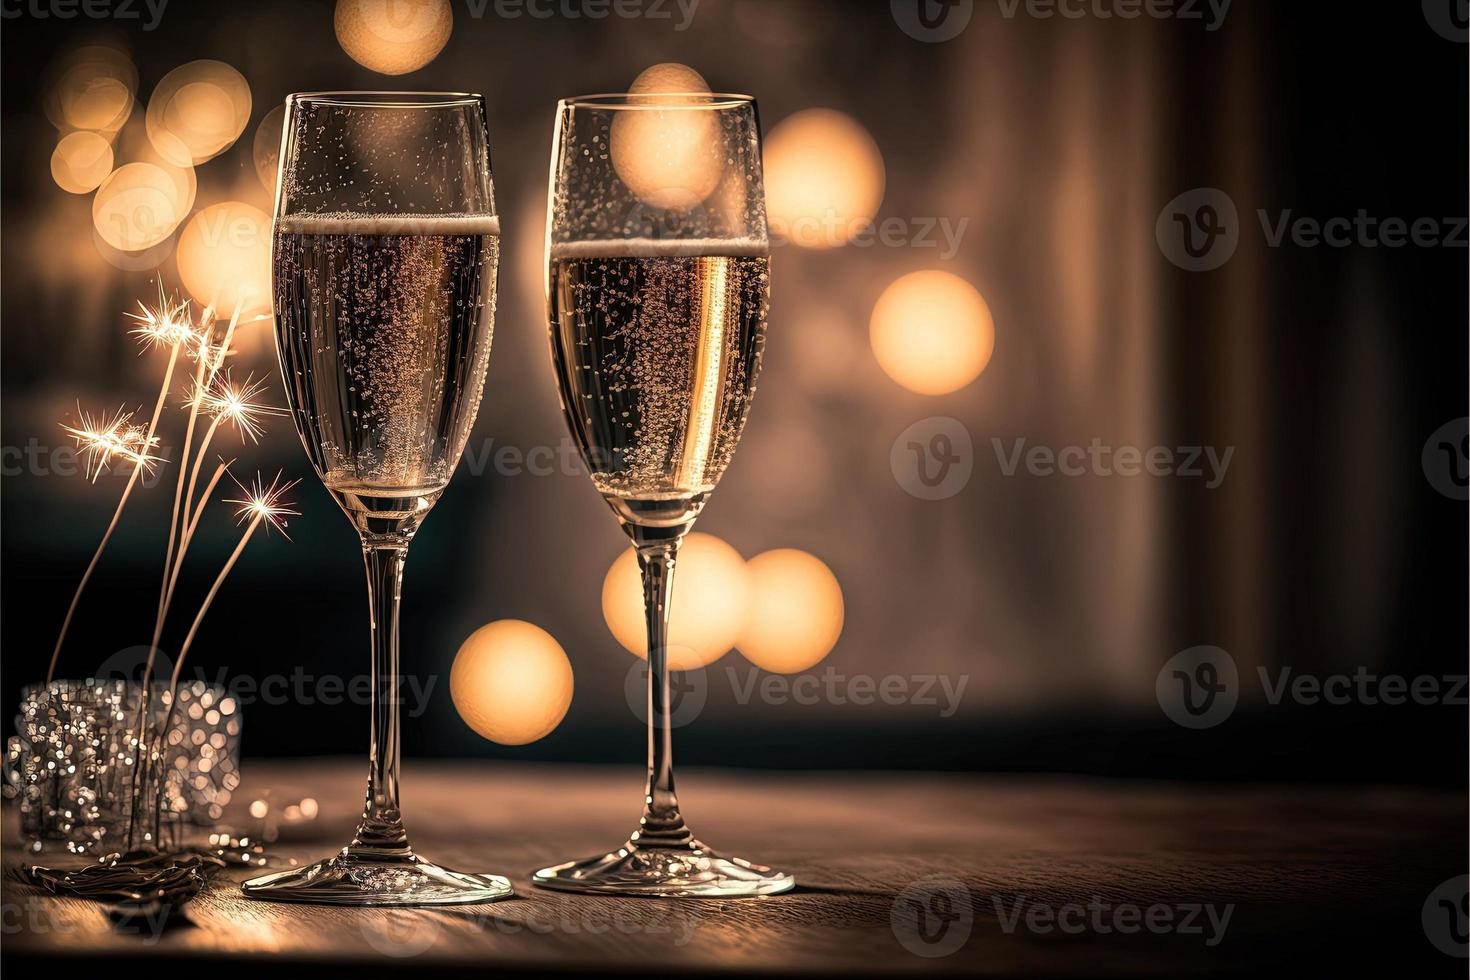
top-left (275, 212), bottom-right (501, 237)
top-left (549, 237), bottom-right (768, 260)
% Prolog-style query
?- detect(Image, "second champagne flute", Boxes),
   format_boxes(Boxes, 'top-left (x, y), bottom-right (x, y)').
top-left (533, 92), bottom-right (793, 896)
top-left (243, 92), bottom-right (510, 906)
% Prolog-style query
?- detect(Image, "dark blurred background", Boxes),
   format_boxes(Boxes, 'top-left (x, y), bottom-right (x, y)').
top-left (2, 0), bottom-right (1466, 786)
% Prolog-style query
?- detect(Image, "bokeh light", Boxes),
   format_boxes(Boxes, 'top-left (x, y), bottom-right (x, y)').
top-left (175, 202), bottom-right (272, 317)
top-left (45, 44), bottom-right (137, 135)
top-left (92, 162), bottom-right (184, 252)
top-left (764, 108), bottom-right (884, 249)
top-left (116, 118), bottom-right (197, 218)
top-left (602, 532), bottom-right (750, 670)
top-left (629, 62), bottom-right (710, 96)
top-left (51, 132), bottom-right (114, 194)
top-left (253, 103), bottom-right (286, 193)
top-left (146, 60), bottom-right (252, 166)
top-left (610, 63), bottom-right (724, 212)
top-left (450, 620), bottom-right (574, 746)
top-left (738, 549), bottom-right (844, 674)
top-left (335, 0), bottom-right (453, 76)
top-left (870, 270), bottom-right (995, 395)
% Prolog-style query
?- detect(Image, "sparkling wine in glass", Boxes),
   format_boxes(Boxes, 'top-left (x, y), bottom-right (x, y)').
top-left (533, 93), bottom-right (792, 896)
top-left (243, 92), bottom-right (510, 906)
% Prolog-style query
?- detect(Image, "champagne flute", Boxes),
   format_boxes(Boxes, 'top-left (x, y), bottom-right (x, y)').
top-left (533, 93), bottom-right (792, 896)
top-left (242, 92), bottom-right (510, 906)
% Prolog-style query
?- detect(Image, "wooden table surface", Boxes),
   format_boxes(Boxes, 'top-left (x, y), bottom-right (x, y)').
top-left (3, 760), bottom-right (1465, 976)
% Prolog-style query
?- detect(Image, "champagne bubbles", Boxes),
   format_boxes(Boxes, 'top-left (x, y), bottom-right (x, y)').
top-left (146, 60), bottom-right (252, 166)
top-left (764, 109), bottom-right (885, 249)
top-left (175, 202), bottom-right (272, 317)
top-left (737, 549), bottom-right (845, 674)
top-left (51, 132), bottom-right (114, 195)
top-left (92, 162), bottom-right (184, 252)
top-left (253, 103), bottom-right (287, 193)
top-left (870, 270), bottom-right (994, 395)
top-left (44, 44), bottom-right (137, 136)
top-left (450, 620), bottom-right (574, 745)
top-left (335, 0), bottom-right (453, 76)
top-left (602, 532), bottom-right (750, 670)
top-left (610, 64), bottom-right (724, 212)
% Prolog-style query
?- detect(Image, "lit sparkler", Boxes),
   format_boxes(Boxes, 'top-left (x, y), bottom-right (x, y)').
top-left (224, 471), bottom-right (301, 538)
top-left (125, 283), bottom-right (200, 352)
top-left (61, 405), bottom-right (164, 482)
top-left (188, 372), bottom-right (283, 444)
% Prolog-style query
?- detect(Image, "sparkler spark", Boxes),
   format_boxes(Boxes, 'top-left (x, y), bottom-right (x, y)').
top-left (126, 283), bottom-right (200, 352)
top-left (224, 471), bottom-right (300, 537)
top-left (188, 372), bottom-right (283, 443)
top-left (61, 405), bottom-right (165, 481)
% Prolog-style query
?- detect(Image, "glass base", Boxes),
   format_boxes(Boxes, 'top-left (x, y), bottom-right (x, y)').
top-left (532, 839), bottom-right (794, 897)
top-left (241, 847), bottom-right (513, 907)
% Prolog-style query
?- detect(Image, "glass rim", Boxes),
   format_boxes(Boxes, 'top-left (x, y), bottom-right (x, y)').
top-left (287, 91), bottom-right (483, 108)
top-left (560, 92), bottom-right (756, 110)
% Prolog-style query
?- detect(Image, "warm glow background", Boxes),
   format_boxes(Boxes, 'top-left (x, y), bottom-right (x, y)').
top-left (1, 2), bottom-right (1463, 781)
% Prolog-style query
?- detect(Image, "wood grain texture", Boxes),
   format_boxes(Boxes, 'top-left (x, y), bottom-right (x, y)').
top-left (3, 760), bottom-right (1464, 976)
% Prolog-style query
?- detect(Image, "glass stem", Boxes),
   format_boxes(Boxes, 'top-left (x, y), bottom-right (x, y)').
top-left (634, 536), bottom-right (694, 848)
top-left (353, 538), bottom-right (411, 854)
